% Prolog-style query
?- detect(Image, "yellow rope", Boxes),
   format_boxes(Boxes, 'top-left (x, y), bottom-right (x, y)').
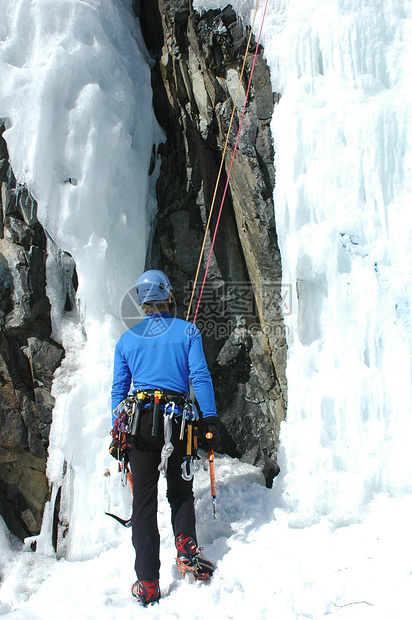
top-left (185, 0), bottom-right (260, 321)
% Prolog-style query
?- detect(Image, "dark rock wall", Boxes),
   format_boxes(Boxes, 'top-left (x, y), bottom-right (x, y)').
top-left (0, 124), bottom-right (66, 540)
top-left (136, 1), bottom-right (287, 485)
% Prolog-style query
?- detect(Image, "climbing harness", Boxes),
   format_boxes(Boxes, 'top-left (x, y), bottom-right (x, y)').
top-left (110, 389), bottom-right (199, 482)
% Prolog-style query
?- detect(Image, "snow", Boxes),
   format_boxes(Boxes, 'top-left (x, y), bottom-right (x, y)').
top-left (1, 0), bottom-right (412, 618)
top-left (1, 470), bottom-right (412, 618)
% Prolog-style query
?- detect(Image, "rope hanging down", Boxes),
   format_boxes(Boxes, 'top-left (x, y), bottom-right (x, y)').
top-left (186, 0), bottom-right (270, 324)
top-left (184, 0), bottom-right (269, 521)
top-left (185, 0), bottom-right (260, 321)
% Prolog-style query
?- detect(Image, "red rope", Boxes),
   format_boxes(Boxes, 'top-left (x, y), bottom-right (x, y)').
top-left (192, 0), bottom-right (270, 325)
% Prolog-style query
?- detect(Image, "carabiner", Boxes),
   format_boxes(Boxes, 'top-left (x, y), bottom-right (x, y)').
top-left (180, 405), bottom-right (188, 440)
top-left (189, 402), bottom-right (199, 422)
top-left (181, 457), bottom-right (194, 481)
top-left (164, 400), bottom-right (176, 420)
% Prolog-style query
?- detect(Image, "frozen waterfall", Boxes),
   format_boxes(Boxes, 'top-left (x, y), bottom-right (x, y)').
top-left (198, 0), bottom-right (412, 524)
top-left (0, 0), bottom-right (163, 560)
top-left (1, 0), bottom-right (412, 617)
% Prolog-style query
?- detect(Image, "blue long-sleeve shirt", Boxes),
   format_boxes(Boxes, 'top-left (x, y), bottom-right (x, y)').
top-left (111, 312), bottom-right (217, 425)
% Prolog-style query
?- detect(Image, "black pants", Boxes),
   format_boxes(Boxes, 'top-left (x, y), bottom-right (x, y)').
top-left (128, 409), bottom-right (197, 581)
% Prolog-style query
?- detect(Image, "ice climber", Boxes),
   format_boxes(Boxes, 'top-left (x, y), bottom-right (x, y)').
top-left (111, 269), bottom-right (219, 606)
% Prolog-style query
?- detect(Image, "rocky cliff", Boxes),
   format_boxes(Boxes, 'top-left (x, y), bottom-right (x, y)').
top-left (0, 124), bottom-right (70, 540)
top-left (135, 0), bottom-right (287, 484)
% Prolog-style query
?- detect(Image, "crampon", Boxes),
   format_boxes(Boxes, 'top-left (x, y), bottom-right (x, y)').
top-left (175, 534), bottom-right (214, 581)
top-left (131, 578), bottom-right (160, 606)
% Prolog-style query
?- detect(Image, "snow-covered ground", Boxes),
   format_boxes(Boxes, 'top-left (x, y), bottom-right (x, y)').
top-left (1, 0), bottom-right (412, 618)
top-left (1, 460), bottom-right (412, 619)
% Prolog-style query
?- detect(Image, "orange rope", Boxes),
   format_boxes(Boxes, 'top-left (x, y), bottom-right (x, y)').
top-left (186, 0), bottom-right (270, 520)
top-left (192, 0), bottom-right (270, 325)
top-left (185, 0), bottom-right (261, 322)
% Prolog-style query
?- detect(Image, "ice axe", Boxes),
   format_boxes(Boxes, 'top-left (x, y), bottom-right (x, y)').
top-left (105, 469), bottom-right (133, 528)
top-left (105, 511), bottom-right (131, 528)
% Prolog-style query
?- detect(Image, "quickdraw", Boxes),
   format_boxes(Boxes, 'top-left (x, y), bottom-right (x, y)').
top-left (158, 401), bottom-right (175, 477)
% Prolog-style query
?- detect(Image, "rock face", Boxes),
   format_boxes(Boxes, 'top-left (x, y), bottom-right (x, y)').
top-left (0, 124), bottom-right (66, 540)
top-left (136, 1), bottom-right (287, 484)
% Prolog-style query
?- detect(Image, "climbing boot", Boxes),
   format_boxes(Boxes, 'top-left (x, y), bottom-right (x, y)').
top-left (131, 578), bottom-right (160, 606)
top-left (175, 534), bottom-right (215, 581)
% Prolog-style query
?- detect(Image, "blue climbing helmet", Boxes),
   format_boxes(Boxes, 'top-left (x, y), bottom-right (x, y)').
top-left (136, 270), bottom-right (173, 304)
